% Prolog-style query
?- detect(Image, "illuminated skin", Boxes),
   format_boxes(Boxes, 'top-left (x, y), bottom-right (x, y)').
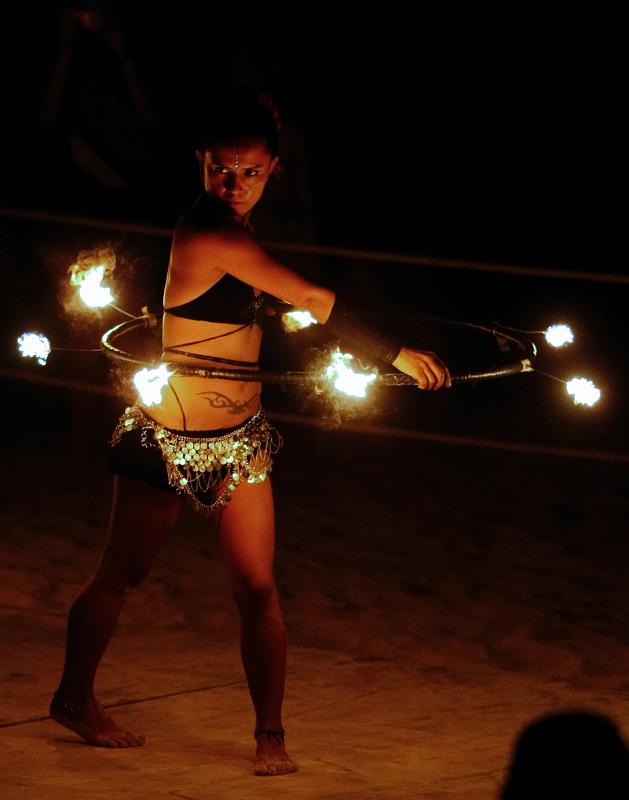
top-left (197, 139), bottom-right (279, 220)
top-left (51, 129), bottom-right (449, 774)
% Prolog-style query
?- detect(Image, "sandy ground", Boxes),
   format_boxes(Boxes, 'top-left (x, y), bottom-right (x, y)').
top-left (1, 398), bottom-right (628, 799)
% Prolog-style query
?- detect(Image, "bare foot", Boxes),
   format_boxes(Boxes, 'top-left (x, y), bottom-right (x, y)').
top-left (50, 693), bottom-right (145, 748)
top-left (254, 731), bottom-right (297, 776)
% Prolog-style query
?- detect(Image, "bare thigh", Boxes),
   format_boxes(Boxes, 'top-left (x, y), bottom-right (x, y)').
top-left (93, 476), bottom-right (184, 588)
top-left (217, 478), bottom-right (276, 594)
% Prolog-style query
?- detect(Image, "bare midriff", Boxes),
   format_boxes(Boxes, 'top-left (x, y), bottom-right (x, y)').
top-left (141, 313), bottom-right (263, 431)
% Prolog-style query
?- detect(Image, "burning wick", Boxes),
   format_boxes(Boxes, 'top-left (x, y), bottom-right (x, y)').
top-left (545, 324), bottom-right (574, 348)
top-left (324, 349), bottom-right (377, 398)
top-left (17, 332), bottom-right (52, 366)
top-left (282, 310), bottom-right (318, 333)
top-left (133, 364), bottom-right (173, 406)
top-left (70, 263), bottom-right (114, 309)
top-left (566, 377), bottom-right (601, 407)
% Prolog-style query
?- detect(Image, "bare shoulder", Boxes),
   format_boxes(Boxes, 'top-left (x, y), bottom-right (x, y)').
top-left (172, 210), bottom-right (262, 277)
top-left (174, 211), bottom-right (247, 248)
top-left (164, 213), bottom-right (237, 302)
top-left (165, 196), bottom-right (331, 312)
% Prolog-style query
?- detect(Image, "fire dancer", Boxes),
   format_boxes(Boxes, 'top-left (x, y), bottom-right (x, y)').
top-left (50, 86), bottom-right (449, 775)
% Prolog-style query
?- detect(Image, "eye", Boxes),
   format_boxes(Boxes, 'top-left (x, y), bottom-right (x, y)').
top-left (244, 168), bottom-right (261, 178)
top-left (211, 166), bottom-right (229, 175)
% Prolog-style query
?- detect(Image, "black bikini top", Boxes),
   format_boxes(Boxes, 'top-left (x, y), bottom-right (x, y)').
top-left (164, 273), bottom-right (261, 325)
top-left (164, 193), bottom-right (262, 326)
top-left (162, 194), bottom-right (264, 368)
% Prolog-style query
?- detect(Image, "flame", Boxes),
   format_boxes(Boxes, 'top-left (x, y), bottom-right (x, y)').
top-left (17, 331), bottom-right (51, 366)
top-left (566, 377), bottom-right (601, 407)
top-left (282, 310), bottom-right (318, 333)
top-left (324, 349), bottom-right (377, 398)
top-left (69, 263), bottom-right (114, 308)
top-left (132, 364), bottom-right (173, 406)
top-left (545, 324), bottom-right (574, 348)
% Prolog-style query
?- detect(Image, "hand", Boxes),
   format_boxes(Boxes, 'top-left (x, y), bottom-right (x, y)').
top-left (392, 346), bottom-right (451, 390)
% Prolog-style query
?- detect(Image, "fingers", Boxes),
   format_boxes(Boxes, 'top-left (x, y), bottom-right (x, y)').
top-left (414, 352), bottom-right (450, 390)
top-left (395, 347), bottom-right (451, 390)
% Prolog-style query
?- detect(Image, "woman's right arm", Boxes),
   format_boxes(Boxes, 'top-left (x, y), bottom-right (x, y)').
top-left (170, 222), bottom-right (336, 323)
top-left (172, 223), bottom-right (449, 389)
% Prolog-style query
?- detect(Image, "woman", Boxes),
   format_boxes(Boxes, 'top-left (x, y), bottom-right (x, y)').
top-left (50, 87), bottom-right (450, 776)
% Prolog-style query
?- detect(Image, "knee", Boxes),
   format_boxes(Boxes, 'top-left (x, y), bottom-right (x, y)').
top-left (90, 559), bottom-right (153, 594)
top-left (233, 580), bottom-right (281, 620)
top-left (123, 563), bottom-right (152, 591)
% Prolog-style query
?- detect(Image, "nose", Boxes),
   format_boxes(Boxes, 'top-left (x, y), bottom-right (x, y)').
top-left (224, 172), bottom-right (241, 191)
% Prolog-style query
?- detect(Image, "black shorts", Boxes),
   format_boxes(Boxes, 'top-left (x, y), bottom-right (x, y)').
top-left (108, 407), bottom-right (282, 513)
top-left (108, 416), bottom-right (257, 493)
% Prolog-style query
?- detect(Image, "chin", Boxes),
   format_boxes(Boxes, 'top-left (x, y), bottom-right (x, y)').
top-left (231, 202), bottom-right (253, 215)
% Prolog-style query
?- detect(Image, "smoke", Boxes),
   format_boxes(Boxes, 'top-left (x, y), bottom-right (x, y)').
top-left (302, 344), bottom-right (384, 428)
top-left (58, 244), bottom-right (117, 333)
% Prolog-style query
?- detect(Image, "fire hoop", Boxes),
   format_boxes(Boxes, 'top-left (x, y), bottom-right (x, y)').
top-left (17, 245), bottom-right (599, 408)
top-left (100, 314), bottom-right (536, 387)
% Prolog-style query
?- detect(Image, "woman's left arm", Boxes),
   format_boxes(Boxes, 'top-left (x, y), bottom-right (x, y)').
top-left (323, 300), bottom-right (450, 390)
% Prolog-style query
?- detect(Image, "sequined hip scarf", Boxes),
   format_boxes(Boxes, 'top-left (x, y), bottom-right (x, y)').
top-left (111, 406), bottom-right (282, 514)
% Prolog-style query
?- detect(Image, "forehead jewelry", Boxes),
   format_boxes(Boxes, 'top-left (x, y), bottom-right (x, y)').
top-left (234, 148), bottom-right (240, 172)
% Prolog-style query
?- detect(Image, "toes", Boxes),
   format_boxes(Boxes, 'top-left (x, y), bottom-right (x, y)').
top-left (254, 761), bottom-right (275, 776)
top-left (117, 739), bottom-right (133, 748)
top-left (254, 759), bottom-right (296, 776)
top-left (95, 733), bottom-right (138, 748)
top-left (117, 733), bottom-right (145, 748)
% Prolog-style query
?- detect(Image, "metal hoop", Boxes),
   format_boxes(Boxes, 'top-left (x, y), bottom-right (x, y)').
top-left (101, 315), bottom-right (536, 386)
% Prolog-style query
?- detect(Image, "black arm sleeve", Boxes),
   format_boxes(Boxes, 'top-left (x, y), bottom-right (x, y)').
top-left (325, 301), bottom-right (401, 365)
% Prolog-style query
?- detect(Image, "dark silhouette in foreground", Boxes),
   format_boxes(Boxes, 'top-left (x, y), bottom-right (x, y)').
top-left (501, 710), bottom-right (629, 799)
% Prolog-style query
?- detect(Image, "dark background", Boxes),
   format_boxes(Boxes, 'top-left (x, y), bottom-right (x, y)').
top-left (2, 11), bottom-right (629, 794)
top-left (1, 3), bottom-right (626, 452)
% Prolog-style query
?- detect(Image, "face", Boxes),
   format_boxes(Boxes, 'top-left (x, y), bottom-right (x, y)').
top-left (197, 138), bottom-right (278, 217)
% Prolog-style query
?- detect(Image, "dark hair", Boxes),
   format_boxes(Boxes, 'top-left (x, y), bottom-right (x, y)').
top-left (196, 86), bottom-right (281, 158)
